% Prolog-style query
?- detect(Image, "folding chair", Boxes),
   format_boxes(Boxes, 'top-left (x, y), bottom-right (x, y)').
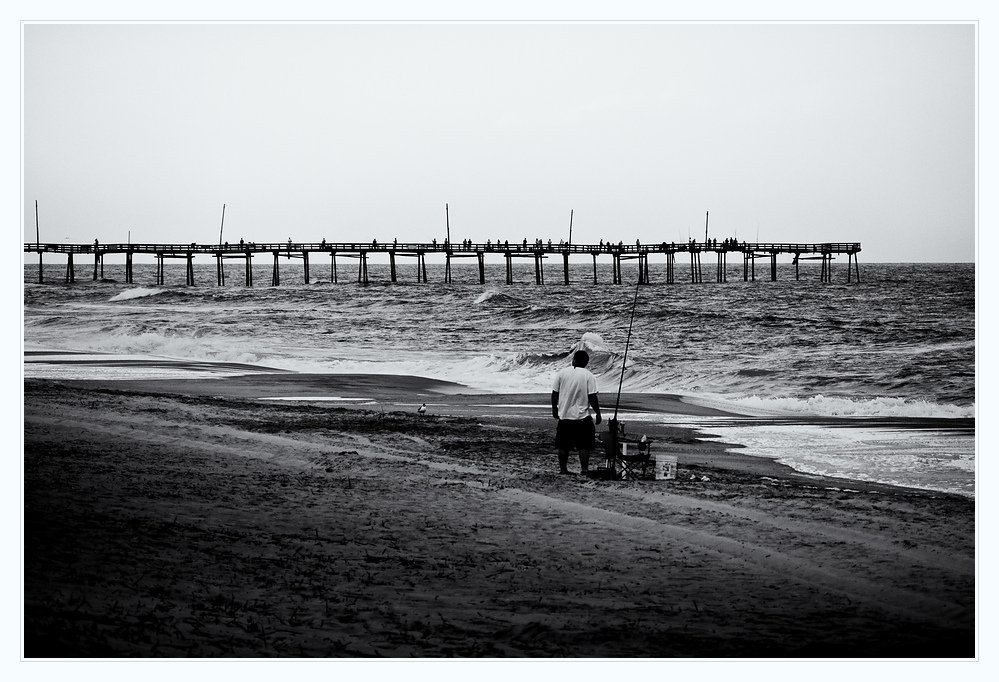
top-left (602, 419), bottom-right (653, 480)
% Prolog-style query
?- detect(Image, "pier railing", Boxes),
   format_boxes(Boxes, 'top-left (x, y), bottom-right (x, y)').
top-left (24, 241), bottom-right (861, 256)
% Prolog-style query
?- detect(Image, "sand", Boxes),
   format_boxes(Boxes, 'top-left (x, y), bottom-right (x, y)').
top-left (22, 374), bottom-right (975, 658)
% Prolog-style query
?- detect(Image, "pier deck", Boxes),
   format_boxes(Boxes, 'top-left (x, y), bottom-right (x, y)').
top-left (24, 240), bottom-right (861, 286)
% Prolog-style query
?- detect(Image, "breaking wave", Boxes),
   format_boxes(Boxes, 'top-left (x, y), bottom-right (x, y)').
top-left (109, 287), bottom-right (168, 302)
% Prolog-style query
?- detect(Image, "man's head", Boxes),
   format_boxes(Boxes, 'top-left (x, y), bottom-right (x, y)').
top-left (572, 350), bottom-right (590, 368)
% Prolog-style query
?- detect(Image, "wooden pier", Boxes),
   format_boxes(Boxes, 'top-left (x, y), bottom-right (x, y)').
top-left (24, 240), bottom-right (861, 286)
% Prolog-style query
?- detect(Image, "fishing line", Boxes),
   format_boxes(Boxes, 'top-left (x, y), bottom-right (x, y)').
top-left (613, 281), bottom-right (642, 421)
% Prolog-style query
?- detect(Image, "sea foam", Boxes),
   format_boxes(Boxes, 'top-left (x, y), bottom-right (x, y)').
top-left (684, 393), bottom-right (974, 420)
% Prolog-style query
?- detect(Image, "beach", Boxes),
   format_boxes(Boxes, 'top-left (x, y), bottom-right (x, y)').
top-left (23, 373), bottom-right (975, 658)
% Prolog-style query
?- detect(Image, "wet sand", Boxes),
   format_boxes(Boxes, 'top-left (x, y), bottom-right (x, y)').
top-left (23, 374), bottom-right (975, 658)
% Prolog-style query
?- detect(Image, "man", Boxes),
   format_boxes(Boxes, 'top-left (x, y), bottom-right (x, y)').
top-left (551, 350), bottom-right (602, 475)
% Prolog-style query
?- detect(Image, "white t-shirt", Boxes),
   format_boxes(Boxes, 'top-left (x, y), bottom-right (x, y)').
top-left (552, 365), bottom-right (598, 420)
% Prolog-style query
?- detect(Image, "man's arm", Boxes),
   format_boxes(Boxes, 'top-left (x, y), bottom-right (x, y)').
top-left (588, 393), bottom-right (602, 424)
top-left (551, 391), bottom-right (560, 419)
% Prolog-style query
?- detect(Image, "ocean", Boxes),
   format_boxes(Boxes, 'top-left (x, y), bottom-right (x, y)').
top-left (22, 259), bottom-right (976, 497)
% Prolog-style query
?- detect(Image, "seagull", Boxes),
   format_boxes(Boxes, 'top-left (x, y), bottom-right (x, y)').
top-left (418, 403), bottom-right (427, 416)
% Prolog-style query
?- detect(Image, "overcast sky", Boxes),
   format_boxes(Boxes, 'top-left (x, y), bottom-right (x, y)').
top-left (22, 22), bottom-right (975, 262)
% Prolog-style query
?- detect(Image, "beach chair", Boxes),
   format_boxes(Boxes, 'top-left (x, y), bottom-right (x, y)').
top-left (601, 419), bottom-right (654, 480)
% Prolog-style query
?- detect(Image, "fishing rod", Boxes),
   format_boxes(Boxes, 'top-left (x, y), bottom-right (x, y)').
top-left (612, 280), bottom-right (642, 421)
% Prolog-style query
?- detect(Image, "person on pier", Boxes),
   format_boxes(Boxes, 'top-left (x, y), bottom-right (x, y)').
top-left (551, 350), bottom-right (602, 475)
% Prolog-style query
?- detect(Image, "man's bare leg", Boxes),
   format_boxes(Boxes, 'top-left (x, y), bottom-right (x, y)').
top-left (579, 449), bottom-right (590, 474)
top-left (558, 449), bottom-right (572, 474)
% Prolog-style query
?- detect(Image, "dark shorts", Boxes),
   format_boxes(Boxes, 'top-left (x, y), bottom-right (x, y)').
top-left (555, 416), bottom-right (596, 451)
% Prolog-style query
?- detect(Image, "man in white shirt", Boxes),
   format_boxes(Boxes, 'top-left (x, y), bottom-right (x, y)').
top-left (551, 350), bottom-right (602, 475)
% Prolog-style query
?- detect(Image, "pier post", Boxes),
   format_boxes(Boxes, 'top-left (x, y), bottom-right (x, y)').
top-left (303, 251), bottom-right (310, 284)
top-left (563, 251), bottom-right (570, 285)
top-left (744, 252), bottom-right (749, 282)
top-left (420, 252), bottom-right (428, 283)
top-left (770, 252), bottom-right (777, 281)
top-left (246, 252), bottom-right (253, 286)
top-left (272, 252), bottom-right (280, 286)
top-left (612, 254), bottom-right (620, 285)
top-left (65, 252), bottom-right (75, 283)
top-left (505, 252), bottom-right (513, 285)
top-left (795, 254), bottom-right (800, 281)
top-left (389, 251), bottom-right (397, 283)
top-left (478, 252), bottom-right (485, 284)
top-left (217, 253), bottom-right (225, 286)
top-left (358, 251), bottom-right (369, 285)
top-left (125, 250), bottom-right (133, 284)
top-left (186, 253), bottom-right (195, 286)
top-left (445, 252), bottom-right (452, 284)
top-left (331, 253), bottom-right (337, 284)
top-left (92, 251), bottom-right (101, 281)
top-left (156, 254), bottom-right (164, 285)
top-left (666, 252), bottom-right (674, 284)
top-left (592, 253), bottom-right (598, 284)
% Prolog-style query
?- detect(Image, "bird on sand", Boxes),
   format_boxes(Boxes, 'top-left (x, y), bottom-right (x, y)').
top-left (418, 403), bottom-right (427, 416)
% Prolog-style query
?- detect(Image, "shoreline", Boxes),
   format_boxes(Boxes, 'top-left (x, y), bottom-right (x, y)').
top-left (43, 372), bottom-right (972, 499)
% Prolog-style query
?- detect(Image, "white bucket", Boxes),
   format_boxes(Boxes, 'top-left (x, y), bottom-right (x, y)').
top-left (654, 455), bottom-right (678, 480)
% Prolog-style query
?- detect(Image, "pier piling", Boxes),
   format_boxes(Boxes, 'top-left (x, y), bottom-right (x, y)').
top-left (357, 251), bottom-right (369, 285)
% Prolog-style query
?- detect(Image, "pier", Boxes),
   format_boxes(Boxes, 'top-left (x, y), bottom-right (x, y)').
top-left (24, 240), bottom-right (861, 286)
